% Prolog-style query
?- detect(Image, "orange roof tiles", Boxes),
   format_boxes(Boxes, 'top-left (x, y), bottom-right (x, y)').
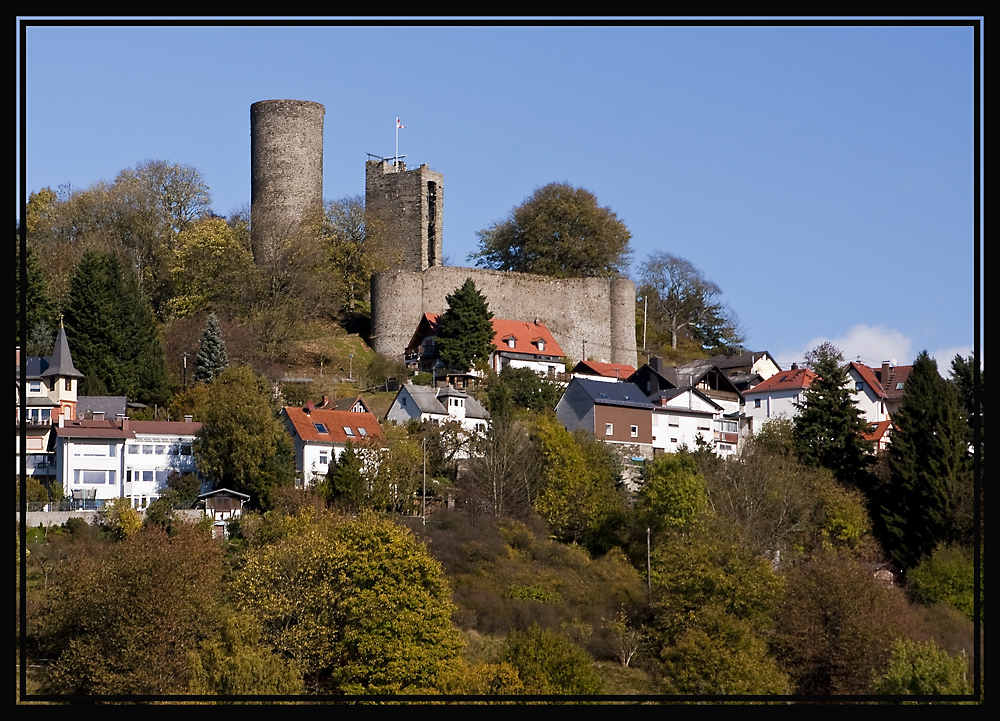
top-left (574, 360), bottom-right (637, 379)
top-left (283, 406), bottom-right (384, 444)
top-left (421, 313), bottom-right (565, 358)
top-left (745, 367), bottom-right (818, 393)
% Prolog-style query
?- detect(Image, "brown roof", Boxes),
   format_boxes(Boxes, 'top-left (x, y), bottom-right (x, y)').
top-left (849, 362), bottom-right (888, 399)
top-left (54, 418), bottom-right (201, 439)
top-left (573, 360), bottom-right (637, 379)
top-left (283, 406), bottom-right (384, 444)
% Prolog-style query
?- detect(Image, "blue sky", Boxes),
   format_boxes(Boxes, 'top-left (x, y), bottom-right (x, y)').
top-left (17, 19), bottom-right (982, 372)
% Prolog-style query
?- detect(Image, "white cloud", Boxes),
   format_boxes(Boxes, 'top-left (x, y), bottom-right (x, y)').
top-left (777, 324), bottom-right (914, 370)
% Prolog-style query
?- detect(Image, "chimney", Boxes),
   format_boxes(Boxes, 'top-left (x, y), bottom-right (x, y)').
top-left (184, 415), bottom-right (193, 423)
top-left (93, 411), bottom-right (106, 421)
top-left (791, 363), bottom-right (798, 370)
top-left (121, 417), bottom-right (129, 431)
top-left (321, 395), bottom-right (330, 408)
top-left (881, 361), bottom-right (891, 388)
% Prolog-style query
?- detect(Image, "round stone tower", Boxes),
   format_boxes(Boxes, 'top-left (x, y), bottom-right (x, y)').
top-left (250, 99), bottom-right (325, 264)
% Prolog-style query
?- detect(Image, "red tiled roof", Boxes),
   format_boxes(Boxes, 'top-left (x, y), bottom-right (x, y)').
top-left (283, 407), bottom-right (384, 444)
top-left (573, 360), bottom-right (637, 379)
top-left (849, 362), bottom-right (887, 399)
top-left (422, 314), bottom-right (565, 358)
top-left (863, 419), bottom-right (892, 442)
top-left (744, 367), bottom-right (818, 394)
top-left (54, 418), bottom-right (201, 439)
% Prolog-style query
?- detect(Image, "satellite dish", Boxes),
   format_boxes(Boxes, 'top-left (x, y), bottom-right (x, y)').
top-left (890, 358), bottom-right (897, 366)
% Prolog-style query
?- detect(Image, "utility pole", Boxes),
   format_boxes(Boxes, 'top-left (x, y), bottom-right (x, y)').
top-left (422, 436), bottom-right (427, 528)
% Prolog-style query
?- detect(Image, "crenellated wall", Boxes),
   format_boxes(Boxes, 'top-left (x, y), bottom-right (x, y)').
top-left (371, 266), bottom-right (637, 367)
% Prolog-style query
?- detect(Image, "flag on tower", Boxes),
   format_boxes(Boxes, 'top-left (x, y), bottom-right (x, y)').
top-left (396, 117), bottom-right (405, 129)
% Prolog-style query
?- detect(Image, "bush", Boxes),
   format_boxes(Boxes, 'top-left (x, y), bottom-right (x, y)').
top-left (907, 544), bottom-right (976, 621)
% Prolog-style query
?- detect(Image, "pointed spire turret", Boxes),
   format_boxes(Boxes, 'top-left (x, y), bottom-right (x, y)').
top-left (42, 323), bottom-right (84, 380)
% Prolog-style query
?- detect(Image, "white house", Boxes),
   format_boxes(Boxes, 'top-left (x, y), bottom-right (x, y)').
top-left (648, 387), bottom-right (734, 456)
top-left (53, 417), bottom-right (201, 508)
top-left (282, 405), bottom-right (385, 487)
top-left (384, 382), bottom-right (490, 459)
top-left (405, 313), bottom-right (566, 379)
top-left (741, 366), bottom-right (818, 435)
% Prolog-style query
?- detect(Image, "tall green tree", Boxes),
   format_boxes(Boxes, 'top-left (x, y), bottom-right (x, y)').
top-left (64, 250), bottom-right (171, 405)
top-left (194, 313), bottom-right (229, 383)
top-left (194, 365), bottom-right (295, 509)
top-left (792, 343), bottom-right (873, 489)
top-left (471, 182), bottom-right (632, 278)
top-left (319, 441), bottom-right (367, 510)
top-left (880, 351), bottom-right (972, 571)
top-left (435, 278), bottom-right (496, 372)
top-left (16, 241), bottom-right (58, 353)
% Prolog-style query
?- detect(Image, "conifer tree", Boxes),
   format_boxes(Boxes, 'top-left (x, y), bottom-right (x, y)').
top-left (880, 351), bottom-right (972, 571)
top-left (435, 279), bottom-right (496, 372)
top-left (64, 250), bottom-right (172, 405)
top-left (16, 241), bottom-right (58, 353)
top-left (320, 442), bottom-right (367, 510)
top-left (194, 313), bottom-right (229, 383)
top-left (792, 344), bottom-right (873, 489)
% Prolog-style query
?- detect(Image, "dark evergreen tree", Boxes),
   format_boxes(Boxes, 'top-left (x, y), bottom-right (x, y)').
top-left (16, 241), bottom-right (58, 353)
top-left (194, 313), bottom-right (229, 383)
top-left (950, 353), bottom-right (982, 453)
top-left (321, 442), bottom-right (367, 510)
top-left (793, 344), bottom-right (873, 489)
top-left (435, 279), bottom-right (496, 372)
top-left (880, 351), bottom-right (972, 571)
top-left (64, 250), bottom-right (172, 405)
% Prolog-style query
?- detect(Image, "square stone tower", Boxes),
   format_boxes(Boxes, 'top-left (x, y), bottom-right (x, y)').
top-left (365, 159), bottom-right (443, 271)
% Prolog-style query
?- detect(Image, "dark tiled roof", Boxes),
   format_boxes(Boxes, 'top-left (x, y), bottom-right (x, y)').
top-left (573, 377), bottom-right (653, 409)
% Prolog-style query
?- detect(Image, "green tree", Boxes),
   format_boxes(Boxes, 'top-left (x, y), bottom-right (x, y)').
top-left (638, 251), bottom-right (744, 353)
top-left (871, 638), bottom-right (972, 695)
top-left (322, 195), bottom-right (391, 314)
top-left (792, 343), bottom-right (873, 489)
top-left (194, 313), bottom-right (229, 383)
top-left (319, 441), bottom-right (367, 510)
top-left (435, 278), bottom-right (496, 372)
top-left (532, 415), bottom-right (627, 553)
top-left (471, 182), bottom-right (632, 278)
top-left (635, 452), bottom-right (709, 536)
top-left (491, 365), bottom-right (563, 412)
top-left (64, 250), bottom-right (172, 405)
top-left (16, 241), bottom-right (58, 352)
top-left (502, 627), bottom-right (602, 695)
top-left (194, 365), bottom-right (295, 509)
top-left (233, 509), bottom-right (464, 694)
top-left (906, 544), bottom-right (976, 621)
top-left (880, 351), bottom-right (973, 571)
top-left (169, 216), bottom-right (254, 318)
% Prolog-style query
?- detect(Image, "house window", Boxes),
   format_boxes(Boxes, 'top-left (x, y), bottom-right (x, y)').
top-left (319, 452), bottom-right (329, 465)
top-left (401, 397), bottom-right (407, 407)
top-left (343, 427), bottom-right (355, 437)
top-left (65, 378), bottom-right (72, 391)
top-left (856, 381), bottom-right (864, 391)
top-left (630, 425), bottom-right (638, 438)
top-left (667, 416), bottom-right (679, 427)
top-left (28, 381), bottom-right (41, 393)
top-left (128, 444), bottom-right (139, 454)
top-left (314, 423), bottom-right (329, 434)
top-left (358, 427), bottom-right (368, 437)
top-left (754, 398), bottom-right (761, 408)
top-left (537, 339), bottom-right (545, 351)
top-left (507, 337), bottom-right (516, 348)
top-left (605, 423), bottom-right (613, 436)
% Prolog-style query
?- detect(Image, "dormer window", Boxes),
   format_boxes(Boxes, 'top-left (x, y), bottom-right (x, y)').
top-left (536, 339), bottom-right (545, 351)
top-left (28, 381), bottom-right (41, 394)
top-left (506, 337), bottom-right (516, 348)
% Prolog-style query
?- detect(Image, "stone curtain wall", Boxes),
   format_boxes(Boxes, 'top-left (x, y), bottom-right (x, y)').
top-left (250, 99), bottom-right (326, 264)
top-left (371, 266), bottom-right (637, 367)
top-left (365, 160), bottom-right (444, 272)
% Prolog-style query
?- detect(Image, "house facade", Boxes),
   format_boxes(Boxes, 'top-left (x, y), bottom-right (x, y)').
top-left (648, 387), bottom-right (732, 456)
top-left (741, 366), bottom-right (818, 434)
top-left (16, 327), bottom-right (85, 482)
top-left (282, 405), bottom-right (385, 487)
top-left (404, 313), bottom-right (566, 378)
top-left (52, 417), bottom-right (201, 508)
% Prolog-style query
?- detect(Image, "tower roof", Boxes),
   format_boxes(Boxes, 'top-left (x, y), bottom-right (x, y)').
top-left (40, 326), bottom-right (84, 379)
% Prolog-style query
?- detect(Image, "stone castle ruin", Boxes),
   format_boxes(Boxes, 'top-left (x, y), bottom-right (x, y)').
top-left (250, 99), bottom-right (637, 368)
